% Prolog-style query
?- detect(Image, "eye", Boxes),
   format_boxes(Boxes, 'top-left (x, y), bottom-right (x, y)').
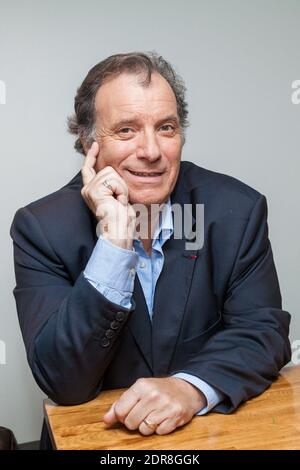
top-left (117, 127), bottom-right (135, 139)
top-left (119, 127), bottom-right (133, 135)
top-left (159, 124), bottom-right (175, 134)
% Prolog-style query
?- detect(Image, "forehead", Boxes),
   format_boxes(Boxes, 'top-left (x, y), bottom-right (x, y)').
top-left (94, 72), bottom-right (178, 123)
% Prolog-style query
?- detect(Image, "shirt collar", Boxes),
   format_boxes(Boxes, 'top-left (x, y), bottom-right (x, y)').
top-left (133, 197), bottom-right (173, 247)
top-left (152, 197), bottom-right (173, 245)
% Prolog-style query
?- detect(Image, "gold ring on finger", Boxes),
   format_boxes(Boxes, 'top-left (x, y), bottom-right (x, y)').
top-left (143, 418), bottom-right (157, 431)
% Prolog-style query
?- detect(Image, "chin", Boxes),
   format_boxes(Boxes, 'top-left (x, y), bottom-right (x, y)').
top-left (129, 190), bottom-right (167, 207)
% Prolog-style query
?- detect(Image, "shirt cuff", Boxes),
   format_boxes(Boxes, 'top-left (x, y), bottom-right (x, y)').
top-left (172, 372), bottom-right (224, 415)
top-left (83, 236), bottom-right (139, 308)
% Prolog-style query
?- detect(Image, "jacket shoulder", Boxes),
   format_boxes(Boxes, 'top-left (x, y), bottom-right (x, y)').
top-left (180, 161), bottom-right (262, 201)
top-left (25, 171), bottom-right (83, 217)
top-left (10, 171), bottom-right (91, 246)
top-left (179, 161), bottom-right (264, 218)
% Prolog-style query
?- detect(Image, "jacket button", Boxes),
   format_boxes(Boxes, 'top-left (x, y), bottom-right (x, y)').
top-left (101, 337), bottom-right (110, 348)
top-left (105, 329), bottom-right (115, 339)
top-left (116, 311), bottom-right (125, 322)
top-left (110, 321), bottom-right (120, 330)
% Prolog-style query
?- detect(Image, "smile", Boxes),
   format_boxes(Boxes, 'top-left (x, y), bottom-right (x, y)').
top-left (126, 169), bottom-right (164, 182)
top-left (128, 170), bottom-right (163, 177)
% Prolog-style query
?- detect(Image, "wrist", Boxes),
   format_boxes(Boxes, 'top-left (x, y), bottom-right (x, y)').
top-left (101, 234), bottom-right (133, 251)
top-left (171, 377), bottom-right (207, 413)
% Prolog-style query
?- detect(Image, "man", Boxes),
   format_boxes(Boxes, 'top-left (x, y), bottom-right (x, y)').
top-left (11, 52), bottom-right (291, 447)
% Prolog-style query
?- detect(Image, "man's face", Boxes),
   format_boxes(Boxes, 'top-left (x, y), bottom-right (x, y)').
top-left (93, 72), bottom-right (183, 206)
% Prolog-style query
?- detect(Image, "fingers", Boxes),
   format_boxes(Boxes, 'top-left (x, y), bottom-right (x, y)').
top-left (100, 173), bottom-right (129, 203)
top-left (83, 164), bottom-right (129, 202)
top-left (103, 378), bottom-right (192, 437)
top-left (103, 402), bottom-right (117, 425)
top-left (104, 404), bottom-right (184, 436)
top-left (155, 416), bottom-right (182, 435)
top-left (138, 411), bottom-right (164, 436)
top-left (103, 388), bottom-right (139, 426)
top-left (138, 408), bottom-right (179, 436)
top-left (81, 141), bottom-right (99, 185)
top-left (123, 398), bottom-right (155, 431)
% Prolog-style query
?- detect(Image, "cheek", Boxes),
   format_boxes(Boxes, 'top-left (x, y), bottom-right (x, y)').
top-left (96, 140), bottom-right (133, 172)
top-left (162, 141), bottom-right (181, 188)
top-left (161, 138), bottom-right (182, 163)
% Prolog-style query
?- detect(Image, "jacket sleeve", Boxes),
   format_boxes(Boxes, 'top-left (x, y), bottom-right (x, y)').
top-left (10, 206), bottom-right (135, 405)
top-left (170, 194), bottom-right (291, 413)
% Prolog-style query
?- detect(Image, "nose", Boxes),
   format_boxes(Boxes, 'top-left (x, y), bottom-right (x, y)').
top-left (136, 129), bottom-right (161, 162)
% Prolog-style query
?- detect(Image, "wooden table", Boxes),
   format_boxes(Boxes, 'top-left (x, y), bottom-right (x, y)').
top-left (44, 365), bottom-right (300, 450)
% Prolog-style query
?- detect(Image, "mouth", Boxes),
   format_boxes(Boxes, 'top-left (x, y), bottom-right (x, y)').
top-left (126, 169), bottom-right (164, 182)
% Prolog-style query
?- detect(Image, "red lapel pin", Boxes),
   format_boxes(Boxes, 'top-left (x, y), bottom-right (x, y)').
top-left (183, 254), bottom-right (198, 259)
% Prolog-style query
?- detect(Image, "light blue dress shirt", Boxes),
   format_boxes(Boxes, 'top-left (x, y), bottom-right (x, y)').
top-left (84, 198), bottom-right (224, 415)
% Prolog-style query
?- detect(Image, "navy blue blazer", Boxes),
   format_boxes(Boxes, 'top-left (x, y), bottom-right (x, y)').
top-left (10, 161), bottom-right (291, 416)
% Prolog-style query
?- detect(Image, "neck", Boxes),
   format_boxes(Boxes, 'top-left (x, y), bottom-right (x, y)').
top-left (135, 201), bottom-right (166, 256)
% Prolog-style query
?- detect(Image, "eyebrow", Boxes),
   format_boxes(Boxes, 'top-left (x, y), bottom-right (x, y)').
top-left (111, 115), bottom-right (180, 129)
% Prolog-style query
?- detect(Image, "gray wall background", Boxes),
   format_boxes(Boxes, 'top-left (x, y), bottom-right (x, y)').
top-left (0, 0), bottom-right (299, 443)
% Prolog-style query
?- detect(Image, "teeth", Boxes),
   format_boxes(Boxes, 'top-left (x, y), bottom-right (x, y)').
top-left (131, 171), bottom-right (160, 176)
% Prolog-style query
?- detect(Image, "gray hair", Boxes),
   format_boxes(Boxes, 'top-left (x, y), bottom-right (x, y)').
top-left (67, 51), bottom-right (189, 154)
